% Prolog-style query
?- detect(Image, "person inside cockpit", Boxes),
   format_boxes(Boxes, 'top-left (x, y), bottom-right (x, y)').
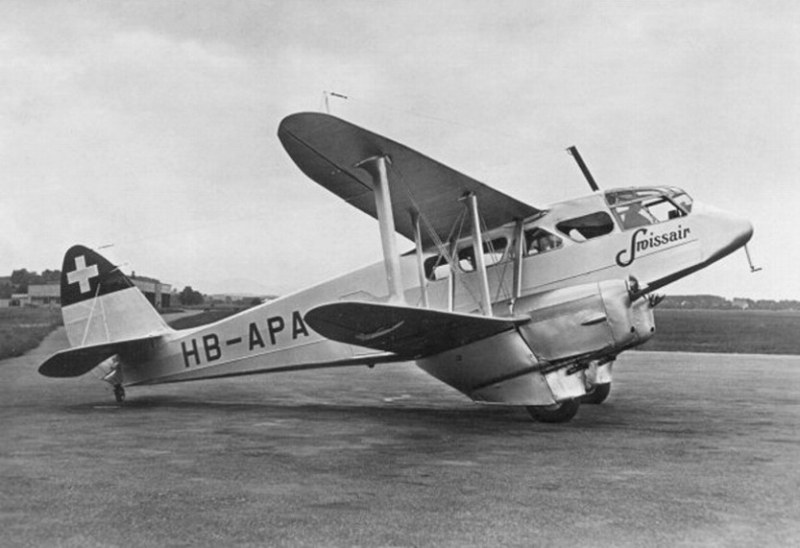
top-left (622, 202), bottom-right (653, 229)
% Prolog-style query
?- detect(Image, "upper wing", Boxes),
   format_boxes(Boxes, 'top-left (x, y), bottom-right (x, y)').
top-left (305, 301), bottom-right (529, 358)
top-left (278, 112), bottom-right (541, 248)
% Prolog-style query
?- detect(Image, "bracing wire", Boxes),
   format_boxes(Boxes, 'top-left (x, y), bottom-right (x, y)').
top-left (388, 161), bottom-right (457, 267)
top-left (389, 158), bottom-right (513, 313)
top-left (478, 209), bottom-right (514, 304)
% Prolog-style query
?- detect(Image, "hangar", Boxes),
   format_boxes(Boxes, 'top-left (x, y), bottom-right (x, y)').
top-left (129, 274), bottom-right (172, 310)
top-left (22, 275), bottom-right (171, 310)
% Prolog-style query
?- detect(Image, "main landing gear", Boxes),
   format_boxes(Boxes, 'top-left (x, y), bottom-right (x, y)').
top-left (526, 399), bottom-right (580, 423)
top-left (581, 382), bottom-right (611, 404)
top-left (113, 384), bottom-right (126, 403)
top-left (524, 360), bottom-right (613, 422)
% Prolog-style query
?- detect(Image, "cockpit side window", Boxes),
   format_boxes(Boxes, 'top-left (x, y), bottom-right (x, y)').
top-left (524, 228), bottom-right (563, 255)
top-left (670, 191), bottom-right (694, 213)
top-left (556, 212), bottom-right (614, 242)
top-left (606, 189), bottom-right (690, 231)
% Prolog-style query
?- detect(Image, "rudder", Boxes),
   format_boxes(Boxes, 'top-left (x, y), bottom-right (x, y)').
top-left (61, 245), bottom-right (173, 348)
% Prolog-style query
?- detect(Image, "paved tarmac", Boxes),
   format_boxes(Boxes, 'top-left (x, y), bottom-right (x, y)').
top-left (1, 326), bottom-right (799, 547)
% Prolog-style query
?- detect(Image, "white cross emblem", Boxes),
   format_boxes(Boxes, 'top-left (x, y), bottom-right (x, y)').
top-left (67, 255), bottom-right (99, 294)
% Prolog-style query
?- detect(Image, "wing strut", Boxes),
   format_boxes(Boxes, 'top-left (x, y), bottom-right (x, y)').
top-left (412, 212), bottom-right (429, 308)
top-left (465, 192), bottom-right (493, 317)
top-left (354, 154), bottom-right (405, 303)
top-left (512, 218), bottom-right (525, 302)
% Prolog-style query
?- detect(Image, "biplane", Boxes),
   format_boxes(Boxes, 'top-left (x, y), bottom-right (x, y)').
top-left (39, 112), bottom-right (753, 422)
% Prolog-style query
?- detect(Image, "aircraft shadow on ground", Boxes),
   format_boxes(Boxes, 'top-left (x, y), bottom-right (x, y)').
top-left (67, 394), bottom-right (551, 430)
top-left (55, 393), bottom-right (730, 438)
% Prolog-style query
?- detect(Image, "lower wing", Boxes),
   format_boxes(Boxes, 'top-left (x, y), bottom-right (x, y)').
top-left (305, 301), bottom-right (529, 358)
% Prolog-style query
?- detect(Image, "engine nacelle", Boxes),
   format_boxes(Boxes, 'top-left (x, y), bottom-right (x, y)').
top-left (415, 279), bottom-right (655, 407)
top-left (515, 279), bottom-right (655, 363)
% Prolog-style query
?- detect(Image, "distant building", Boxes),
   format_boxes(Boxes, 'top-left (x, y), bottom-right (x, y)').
top-left (19, 277), bottom-right (171, 310)
top-left (11, 293), bottom-right (30, 307)
top-left (130, 274), bottom-right (171, 310)
top-left (28, 284), bottom-right (61, 307)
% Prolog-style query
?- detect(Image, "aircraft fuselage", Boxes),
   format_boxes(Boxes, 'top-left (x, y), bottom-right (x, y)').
top-left (122, 185), bottom-right (752, 399)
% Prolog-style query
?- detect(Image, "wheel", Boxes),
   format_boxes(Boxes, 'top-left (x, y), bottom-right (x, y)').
top-left (113, 385), bottom-right (125, 403)
top-left (526, 399), bottom-right (580, 423)
top-left (581, 382), bottom-right (611, 404)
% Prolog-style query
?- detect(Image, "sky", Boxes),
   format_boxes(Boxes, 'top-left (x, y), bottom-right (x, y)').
top-left (1, 0), bottom-right (798, 299)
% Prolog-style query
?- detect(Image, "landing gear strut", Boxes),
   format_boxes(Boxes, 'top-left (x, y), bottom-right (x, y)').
top-left (113, 384), bottom-right (125, 403)
top-left (526, 399), bottom-right (580, 423)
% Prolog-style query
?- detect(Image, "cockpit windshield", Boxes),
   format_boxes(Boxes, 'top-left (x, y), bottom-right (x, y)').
top-left (605, 187), bottom-right (693, 231)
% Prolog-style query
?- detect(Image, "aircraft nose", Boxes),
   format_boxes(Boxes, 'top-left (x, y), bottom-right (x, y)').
top-left (700, 205), bottom-right (753, 263)
top-left (725, 211), bottom-right (753, 251)
top-left (738, 217), bottom-right (754, 246)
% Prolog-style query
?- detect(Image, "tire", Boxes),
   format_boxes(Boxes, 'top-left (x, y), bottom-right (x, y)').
top-left (581, 382), bottom-right (611, 404)
top-left (526, 399), bottom-right (580, 423)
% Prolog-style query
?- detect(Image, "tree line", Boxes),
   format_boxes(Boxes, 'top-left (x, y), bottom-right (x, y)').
top-left (2, 268), bottom-right (205, 306)
top-left (5, 268), bottom-right (796, 311)
top-left (1, 269), bottom-right (61, 298)
top-left (660, 295), bottom-right (800, 311)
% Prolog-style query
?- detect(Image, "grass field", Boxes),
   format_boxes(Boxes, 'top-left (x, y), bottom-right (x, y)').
top-left (0, 308), bottom-right (62, 360)
top-left (2, 306), bottom-right (799, 360)
top-left (640, 308), bottom-right (800, 355)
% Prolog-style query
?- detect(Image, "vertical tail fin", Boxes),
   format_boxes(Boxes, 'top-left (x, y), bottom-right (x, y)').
top-left (61, 245), bottom-right (173, 348)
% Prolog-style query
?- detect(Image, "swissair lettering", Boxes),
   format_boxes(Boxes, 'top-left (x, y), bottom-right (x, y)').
top-left (616, 226), bottom-right (691, 267)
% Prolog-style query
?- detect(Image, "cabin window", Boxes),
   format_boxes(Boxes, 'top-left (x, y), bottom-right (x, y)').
top-left (423, 237), bottom-right (508, 280)
top-left (424, 255), bottom-right (449, 281)
top-left (524, 228), bottom-right (563, 255)
top-left (457, 237), bottom-right (508, 272)
top-left (556, 212), bottom-right (614, 242)
top-left (605, 189), bottom-right (689, 230)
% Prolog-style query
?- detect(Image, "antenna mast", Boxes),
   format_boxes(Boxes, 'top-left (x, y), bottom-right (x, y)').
top-left (566, 146), bottom-right (600, 192)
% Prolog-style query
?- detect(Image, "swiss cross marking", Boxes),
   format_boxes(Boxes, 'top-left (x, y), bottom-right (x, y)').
top-left (67, 255), bottom-right (99, 294)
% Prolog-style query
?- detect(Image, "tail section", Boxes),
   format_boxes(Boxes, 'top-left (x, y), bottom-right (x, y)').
top-left (60, 245), bottom-right (173, 348)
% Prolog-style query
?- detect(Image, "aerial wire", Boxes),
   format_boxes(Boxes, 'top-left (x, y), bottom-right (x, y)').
top-left (324, 91), bottom-right (520, 142)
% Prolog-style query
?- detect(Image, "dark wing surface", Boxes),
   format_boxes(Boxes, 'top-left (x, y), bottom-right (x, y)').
top-left (278, 112), bottom-right (541, 248)
top-left (305, 301), bottom-right (529, 358)
top-left (39, 335), bottom-right (163, 378)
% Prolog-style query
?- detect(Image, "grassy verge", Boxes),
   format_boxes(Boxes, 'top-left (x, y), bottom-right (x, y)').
top-left (639, 309), bottom-right (800, 355)
top-left (2, 306), bottom-right (799, 360)
top-left (0, 308), bottom-right (63, 360)
top-left (0, 306), bottom-right (245, 361)
top-left (167, 308), bottom-right (245, 330)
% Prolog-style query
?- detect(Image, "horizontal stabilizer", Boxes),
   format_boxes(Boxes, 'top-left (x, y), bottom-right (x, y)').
top-left (39, 335), bottom-right (163, 378)
top-left (305, 302), bottom-right (529, 358)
